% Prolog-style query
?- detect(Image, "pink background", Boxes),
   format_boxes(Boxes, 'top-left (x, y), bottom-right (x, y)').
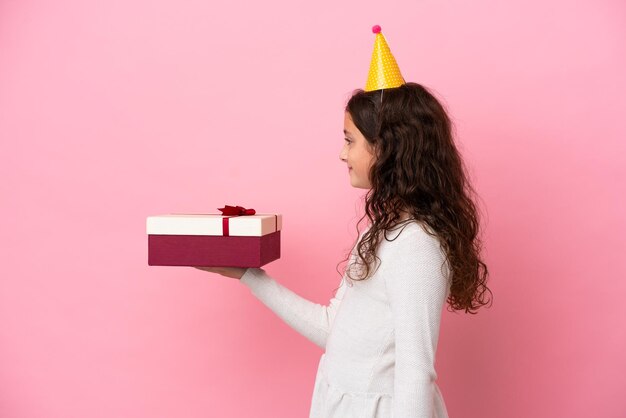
top-left (1, 0), bottom-right (625, 417)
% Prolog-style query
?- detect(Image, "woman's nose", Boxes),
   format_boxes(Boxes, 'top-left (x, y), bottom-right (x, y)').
top-left (339, 147), bottom-right (347, 162)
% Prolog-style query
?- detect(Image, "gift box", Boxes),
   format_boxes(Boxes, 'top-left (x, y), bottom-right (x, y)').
top-left (146, 207), bottom-right (282, 268)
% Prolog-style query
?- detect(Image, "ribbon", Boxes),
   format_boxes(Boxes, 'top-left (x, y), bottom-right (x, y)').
top-left (217, 205), bottom-right (256, 216)
top-left (217, 205), bottom-right (256, 236)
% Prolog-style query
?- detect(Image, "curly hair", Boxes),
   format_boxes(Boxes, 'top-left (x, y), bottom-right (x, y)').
top-left (337, 82), bottom-right (492, 314)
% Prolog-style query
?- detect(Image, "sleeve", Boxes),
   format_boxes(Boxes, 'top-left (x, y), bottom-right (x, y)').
top-left (239, 267), bottom-right (348, 350)
top-left (383, 227), bottom-right (450, 418)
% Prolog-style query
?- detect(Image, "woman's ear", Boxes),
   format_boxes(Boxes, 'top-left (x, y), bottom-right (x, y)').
top-left (367, 142), bottom-right (378, 162)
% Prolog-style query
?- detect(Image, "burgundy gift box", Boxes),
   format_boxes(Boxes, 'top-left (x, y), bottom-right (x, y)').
top-left (146, 213), bottom-right (282, 268)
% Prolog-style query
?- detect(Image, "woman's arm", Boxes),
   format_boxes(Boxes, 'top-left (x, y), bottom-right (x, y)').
top-left (240, 267), bottom-right (348, 350)
top-left (383, 225), bottom-right (450, 417)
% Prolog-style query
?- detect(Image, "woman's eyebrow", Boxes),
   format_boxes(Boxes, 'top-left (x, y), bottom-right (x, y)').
top-left (343, 129), bottom-right (353, 136)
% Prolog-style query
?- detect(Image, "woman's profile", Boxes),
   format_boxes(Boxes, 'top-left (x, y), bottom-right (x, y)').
top-left (195, 25), bottom-right (492, 418)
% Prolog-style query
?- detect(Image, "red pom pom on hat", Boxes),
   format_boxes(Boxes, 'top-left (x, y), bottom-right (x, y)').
top-left (372, 25), bottom-right (381, 34)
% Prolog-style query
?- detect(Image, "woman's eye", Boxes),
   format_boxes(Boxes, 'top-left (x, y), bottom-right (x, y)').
top-left (344, 138), bottom-right (352, 144)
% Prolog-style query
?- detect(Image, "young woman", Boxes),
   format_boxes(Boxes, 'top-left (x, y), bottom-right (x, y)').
top-left (195, 82), bottom-right (492, 417)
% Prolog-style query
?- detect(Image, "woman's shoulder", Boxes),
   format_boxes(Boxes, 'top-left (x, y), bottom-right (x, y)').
top-left (379, 220), bottom-right (450, 278)
top-left (385, 219), bottom-right (437, 240)
top-left (379, 220), bottom-right (443, 255)
top-left (355, 219), bottom-right (442, 252)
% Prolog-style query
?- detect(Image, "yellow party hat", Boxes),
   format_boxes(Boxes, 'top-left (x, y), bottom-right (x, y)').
top-left (365, 25), bottom-right (405, 92)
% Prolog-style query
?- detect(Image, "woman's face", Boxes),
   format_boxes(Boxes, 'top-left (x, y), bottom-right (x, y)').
top-left (340, 111), bottom-right (375, 189)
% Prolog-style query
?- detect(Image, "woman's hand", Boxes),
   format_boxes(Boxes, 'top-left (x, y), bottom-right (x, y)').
top-left (192, 266), bottom-right (247, 280)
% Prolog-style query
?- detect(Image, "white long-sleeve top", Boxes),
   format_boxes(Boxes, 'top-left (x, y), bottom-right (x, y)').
top-left (239, 221), bottom-right (451, 418)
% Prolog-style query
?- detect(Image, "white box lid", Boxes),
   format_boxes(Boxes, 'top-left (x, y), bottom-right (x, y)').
top-left (146, 213), bottom-right (282, 236)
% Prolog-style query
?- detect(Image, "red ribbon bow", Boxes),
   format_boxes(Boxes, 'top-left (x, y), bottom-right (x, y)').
top-left (217, 205), bottom-right (256, 216)
top-left (217, 205), bottom-right (256, 236)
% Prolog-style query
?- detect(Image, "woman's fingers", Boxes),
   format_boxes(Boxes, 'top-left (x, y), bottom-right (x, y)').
top-left (193, 266), bottom-right (217, 273)
top-left (192, 266), bottom-right (246, 280)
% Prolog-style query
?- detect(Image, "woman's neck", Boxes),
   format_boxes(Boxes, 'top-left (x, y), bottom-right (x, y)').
top-left (398, 208), bottom-right (412, 221)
